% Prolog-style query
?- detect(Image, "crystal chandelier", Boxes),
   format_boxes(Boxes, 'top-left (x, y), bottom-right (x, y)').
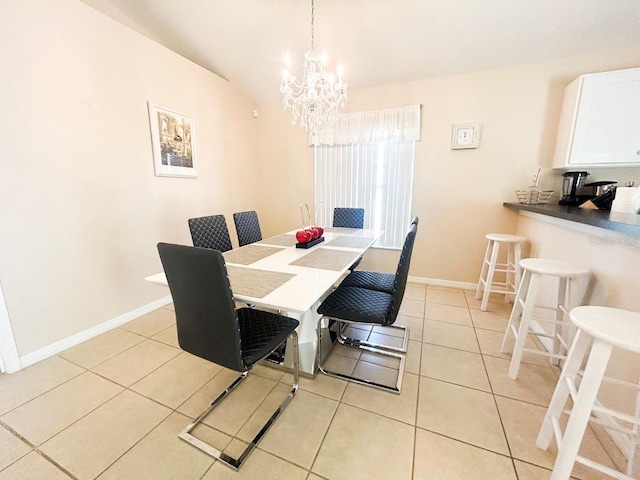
top-left (280, 0), bottom-right (348, 134)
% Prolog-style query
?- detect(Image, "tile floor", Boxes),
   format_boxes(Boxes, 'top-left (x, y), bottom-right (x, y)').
top-left (0, 285), bottom-right (626, 480)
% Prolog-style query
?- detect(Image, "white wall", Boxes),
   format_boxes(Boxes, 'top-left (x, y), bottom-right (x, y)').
top-left (0, 0), bottom-right (260, 358)
top-left (257, 47), bottom-right (640, 282)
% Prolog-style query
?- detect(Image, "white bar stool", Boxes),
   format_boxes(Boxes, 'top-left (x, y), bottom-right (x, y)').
top-left (475, 233), bottom-right (527, 311)
top-left (536, 306), bottom-right (640, 480)
top-left (500, 258), bottom-right (589, 380)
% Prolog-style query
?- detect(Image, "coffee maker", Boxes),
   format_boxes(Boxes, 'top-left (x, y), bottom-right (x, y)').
top-left (559, 171), bottom-right (590, 206)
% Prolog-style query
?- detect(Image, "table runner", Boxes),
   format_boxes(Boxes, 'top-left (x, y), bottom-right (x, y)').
top-left (257, 234), bottom-right (297, 247)
top-left (227, 266), bottom-right (295, 298)
top-left (324, 236), bottom-right (375, 249)
top-left (289, 248), bottom-right (360, 271)
top-left (223, 245), bottom-right (284, 265)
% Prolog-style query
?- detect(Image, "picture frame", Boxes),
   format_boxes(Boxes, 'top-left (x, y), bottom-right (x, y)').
top-left (148, 102), bottom-right (197, 178)
top-left (451, 123), bottom-right (482, 149)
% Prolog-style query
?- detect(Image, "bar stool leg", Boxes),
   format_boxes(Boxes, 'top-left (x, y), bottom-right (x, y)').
top-left (501, 268), bottom-right (531, 354)
top-left (549, 339), bottom-right (613, 480)
top-left (481, 240), bottom-right (500, 312)
top-left (475, 240), bottom-right (492, 300)
top-left (537, 329), bottom-right (592, 450)
top-left (508, 272), bottom-right (540, 379)
top-left (505, 243), bottom-right (514, 304)
top-left (552, 277), bottom-right (568, 365)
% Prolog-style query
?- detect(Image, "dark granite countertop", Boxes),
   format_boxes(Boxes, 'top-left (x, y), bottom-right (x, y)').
top-left (504, 203), bottom-right (640, 237)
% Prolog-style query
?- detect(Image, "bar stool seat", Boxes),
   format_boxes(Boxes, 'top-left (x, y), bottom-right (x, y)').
top-left (475, 233), bottom-right (527, 312)
top-left (537, 306), bottom-right (640, 480)
top-left (500, 258), bottom-right (590, 379)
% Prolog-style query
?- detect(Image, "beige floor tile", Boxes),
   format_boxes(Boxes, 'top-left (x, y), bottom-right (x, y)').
top-left (352, 360), bottom-right (400, 390)
top-left (239, 387), bottom-right (338, 469)
top-left (312, 403), bottom-right (414, 480)
top-left (417, 377), bottom-right (509, 455)
top-left (404, 339), bottom-right (422, 375)
top-left (0, 425), bottom-right (31, 470)
top-left (0, 451), bottom-right (71, 480)
top-left (496, 396), bottom-right (616, 479)
top-left (328, 342), bottom-right (362, 360)
top-left (96, 412), bottom-right (213, 480)
top-left (163, 302), bottom-right (175, 311)
top-left (282, 369), bottom-right (348, 401)
top-left (359, 348), bottom-right (402, 370)
top-left (404, 283), bottom-right (426, 301)
top-left (40, 390), bottom-right (170, 480)
top-left (470, 309), bottom-right (511, 332)
top-left (513, 460), bottom-right (552, 480)
top-left (420, 344), bottom-right (491, 392)
top-left (414, 428), bottom-right (517, 480)
top-left (250, 363), bottom-right (286, 382)
top-left (92, 339), bottom-right (181, 387)
top-left (425, 302), bottom-right (472, 326)
top-left (426, 287), bottom-right (467, 307)
top-left (367, 331), bottom-right (406, 350)
top-left (150, 325), bottom-right (179, 348)
top-left (120, 308), bottom-right (176, 337)
top-left (465, 290), bottom-right (515, 314)
top-left (423, 319), bottom-right (480, 353)
top-left (59, 329), bottom-right (145, 369)
top-left (342, 372), bottom-right (418, 424)
top-left (372, 314), bottom-right (422, 341)
top-left (202, 447), bottom-right (307, 480)
top-left (0, 356), bottom-right (84, 416)
top-left (398, 297), bottom-right (425, 318)
top-left (484, 355), bottom-right (557, 406)
top-left (178, 369), bottom-right (277, 436)
top-left (306, 474), bottom-right (324, 480)
top-left (476, 328), bottom-right (552, 367)
top-left (322, 350), bottom-right (357, 375)
top-left (130, 352), bottom-right (221, 409)
top-left (1, 372), bottom-right (123, 446)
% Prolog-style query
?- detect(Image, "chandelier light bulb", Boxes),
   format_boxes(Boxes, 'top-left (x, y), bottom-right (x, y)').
top-left (284, 53), bottom-right (291, 68)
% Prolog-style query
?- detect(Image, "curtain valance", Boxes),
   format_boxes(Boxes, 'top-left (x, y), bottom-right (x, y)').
top-left (311, 104), bottom-right (421, 146)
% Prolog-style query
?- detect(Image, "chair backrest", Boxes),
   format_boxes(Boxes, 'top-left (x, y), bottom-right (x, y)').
top-left (333, 208), bottom-right (365, 229)
top-left (233, 211), bottom-right (262, 247)
top-left (157, 243), bottom-right (247, 372)
top-left (387, 223), bottom-right (418, 324)
top-left (188, 214), bottom-right (233, 252)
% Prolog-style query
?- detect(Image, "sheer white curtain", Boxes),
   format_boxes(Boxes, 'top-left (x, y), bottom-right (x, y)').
top-left (313, 105), bottom-right (420, 249)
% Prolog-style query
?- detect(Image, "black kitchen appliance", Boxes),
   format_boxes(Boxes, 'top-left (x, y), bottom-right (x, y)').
top-left (559, 171), bottom-right (590, 206)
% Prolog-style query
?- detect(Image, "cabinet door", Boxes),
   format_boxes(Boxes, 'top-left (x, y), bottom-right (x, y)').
top-left (570, 69), bottom-right (640, 166)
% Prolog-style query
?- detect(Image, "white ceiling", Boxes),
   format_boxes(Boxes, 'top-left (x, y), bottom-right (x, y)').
top-left (81, 0), bottom-right (640, 103)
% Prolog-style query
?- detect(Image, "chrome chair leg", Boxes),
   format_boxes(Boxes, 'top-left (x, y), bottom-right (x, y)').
top-left (336, 320), bottom-right (409, 353)
top-left (179, 332), bottom-right (299, 470)
top-left (318, 317), bottom-right (405, 394)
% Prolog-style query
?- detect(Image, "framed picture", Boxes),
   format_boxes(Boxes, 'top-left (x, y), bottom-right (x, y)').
top-left (148, 102), bottom-right (197, 178)
top-left (451, 123), bottom-right (482, 149)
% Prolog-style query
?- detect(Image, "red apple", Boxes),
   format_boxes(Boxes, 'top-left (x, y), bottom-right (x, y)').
top-left (296, 230), bottom-right (309, 243)
top-left (309, 227), bottom-right (319, 239)
top-left (316, 226), bottom-right (324, 236)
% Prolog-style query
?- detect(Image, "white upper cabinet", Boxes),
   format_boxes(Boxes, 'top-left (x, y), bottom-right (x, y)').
top-left (552, 67), bottom-right (640, 168)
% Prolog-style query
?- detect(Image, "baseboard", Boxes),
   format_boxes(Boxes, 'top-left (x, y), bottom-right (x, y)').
top-left (19, 295), bottom-right (173, 370)
top-left (408, 276), bottom-right (477, 291)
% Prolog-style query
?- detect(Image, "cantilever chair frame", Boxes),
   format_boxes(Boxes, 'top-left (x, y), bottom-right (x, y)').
top-left (317, 316), bottom-right (405, 393)
top-left (179, 332), bottom-right (299, 470)
top-left (335, 320), bottom-right (409, 354)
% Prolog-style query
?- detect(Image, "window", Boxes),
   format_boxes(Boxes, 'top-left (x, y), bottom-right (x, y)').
top-left (312, 105), bottom-right (420, 249)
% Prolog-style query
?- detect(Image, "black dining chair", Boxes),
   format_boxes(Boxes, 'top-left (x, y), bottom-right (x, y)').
top-left (336, 218), bottom-right (419, 353)
top-left (332, 207), bottom-right (365, 229)
top-left (188, 214), bottom-right (233, 252)
top-left (233, 210), bottom-right (263, 247)
top-left (157, 242), bottom-right (299, 471)
top-left (316, 223), bottom-right (417, 393)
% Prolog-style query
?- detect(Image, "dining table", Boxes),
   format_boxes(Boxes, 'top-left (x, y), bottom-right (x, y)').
top-left (145, 227), bottom-right (383, 376)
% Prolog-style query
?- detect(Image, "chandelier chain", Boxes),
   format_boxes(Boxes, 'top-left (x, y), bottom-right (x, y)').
top-left (311, 0), bottom-right (315, 51)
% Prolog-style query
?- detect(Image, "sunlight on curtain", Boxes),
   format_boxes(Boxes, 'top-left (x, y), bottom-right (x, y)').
top-left (313, 105), bottom-right (420, 249)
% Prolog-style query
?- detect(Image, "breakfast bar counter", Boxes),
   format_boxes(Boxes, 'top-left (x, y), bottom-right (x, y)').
top-left (504, 202), bottom-right (640, 237)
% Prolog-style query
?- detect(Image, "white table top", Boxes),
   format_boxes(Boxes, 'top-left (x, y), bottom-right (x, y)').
top-left (145, 228), bottom-right (383, 313)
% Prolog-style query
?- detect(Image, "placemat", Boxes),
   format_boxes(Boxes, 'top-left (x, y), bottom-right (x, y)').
top-left (321, 227), bottom-right (362, 234)
top-left (257, 234), bottom-right (297, 247)
top-left (227, 266), bottom-right (295, 298)
top-left (223, 245), bottom-right (284, 265)
top-left (289, 248), bottom-right (360, 271)
top-left (324, 236), bottom-right (375, 249)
